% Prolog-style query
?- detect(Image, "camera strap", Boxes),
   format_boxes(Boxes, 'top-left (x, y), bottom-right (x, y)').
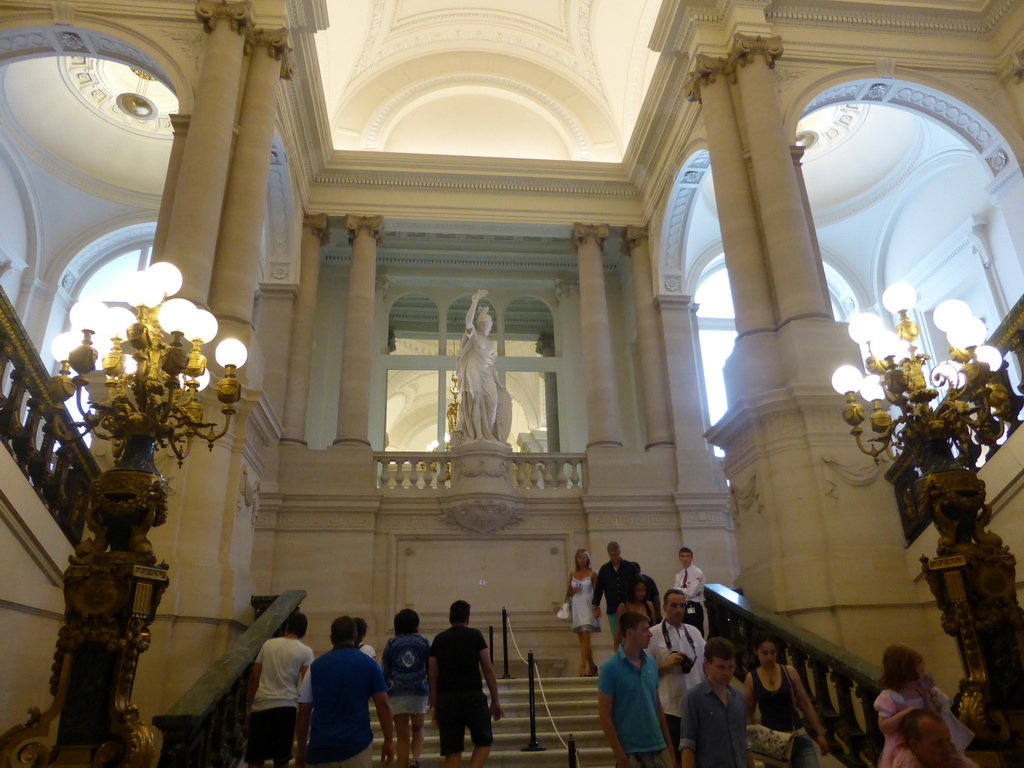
top-left (662, 621), bottom-right (697, 658)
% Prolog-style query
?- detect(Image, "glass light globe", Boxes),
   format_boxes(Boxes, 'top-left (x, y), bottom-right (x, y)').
top-left (933, 299), bottom-right (972, 332)
top-left (882, 283), bottom-right (918, 314)
top-left (50, 331), bottom-right (79, 363)
top-left (872, 330), bottom-right (909, 361)
top-left (859, 375), bottom-right (885, 402)
top-left (146, 262), bottom-right (183, 298)
top-left (185, 309), bottom-right (219, 343)
top-left (847, 312), bottom-right (885, 344)
top-left (932, 360), bottom-right (965, 389)
top-left (215, 338), bottom-right (248, 368)
top-left (947, 316), bottom-right (987, 349)
top-left (69, 299), bottom-right (109, 333)
top-left (123, 270), bottom-right (165, 308)
top-left (123, 355), bottom-right (138, 375)
top-left (193, 369), bottom-right (211, 391)
top-left (103, 307), bottom-right (137, 340)
top-left (831, 365), bottom-right (864, 395)
top-left (975, 344), bottom-right (1004, 370)
top-left (158, 298), bottom-right (197, 334)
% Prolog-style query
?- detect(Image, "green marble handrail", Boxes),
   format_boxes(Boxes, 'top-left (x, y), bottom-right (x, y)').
top-left (153, 590), bottom-right (306, 767)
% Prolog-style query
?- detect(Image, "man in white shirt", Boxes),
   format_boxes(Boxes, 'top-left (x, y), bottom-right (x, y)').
top-left (672, 547), bottom-right (705, 637)
top-left (246, 612), bottom-right (315, 768)
top-left (649, 589), bottom-right (706, 768)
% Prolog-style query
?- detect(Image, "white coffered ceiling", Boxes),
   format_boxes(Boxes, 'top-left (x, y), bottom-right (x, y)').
top-left (314, 0), bottom-right (664, 161)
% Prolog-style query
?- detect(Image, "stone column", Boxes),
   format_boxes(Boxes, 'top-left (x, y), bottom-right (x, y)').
top-left (730, 34), bottom-right (831, 325)
top-left (282, 214), bottom-right (329, 445)
top-left (684, 55), bottom-right (775, 337)
top-left (208, 26), bottom-right (292, 327)
top-left (623, 227), bottom-right (673, 450)
top-left (334, 215), bottom-right (382, 446)
top-left (160, 0), bottom-right (251, 306)
top-left (152, 114), bottom-right (189, 260)
top-left (571, 223), bottom-right (621, 448)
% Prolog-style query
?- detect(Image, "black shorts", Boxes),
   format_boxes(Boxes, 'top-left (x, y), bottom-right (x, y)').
top-left (245, 706), bottom-right (297, 765)
top-left (436, 691), bottom-right (493, 755)
top-left (665, 714), bottom-right (681, 757)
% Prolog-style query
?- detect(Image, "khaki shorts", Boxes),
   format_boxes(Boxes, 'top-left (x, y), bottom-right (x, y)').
top-left (627, 747), bottom-right (673, 768)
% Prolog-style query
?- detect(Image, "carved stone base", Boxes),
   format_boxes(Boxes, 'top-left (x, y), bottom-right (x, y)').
top-left (450, 439), bottom-right (513, 495)
top-left (441, 494), bottom-right (523, 533)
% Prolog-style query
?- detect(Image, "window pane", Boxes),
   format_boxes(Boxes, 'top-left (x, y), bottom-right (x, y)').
top-left (385, 369), bottom-right (440, 451)
top-left (78, 250), bottom-right (145, 301)
top-left (505, 370), bottom-right (557, 452)
top-left (698, 329), bottom-right (736, 426)
top-left (694, 268), bottom-right (735, 319)
top-left (388, 293), bottom-right (439, 354)
top-left (505, 296), bottom-right (554, 357)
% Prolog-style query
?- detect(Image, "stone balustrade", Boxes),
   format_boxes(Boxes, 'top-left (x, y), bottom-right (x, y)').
top-left (374, 451), bottom-right (586, 491)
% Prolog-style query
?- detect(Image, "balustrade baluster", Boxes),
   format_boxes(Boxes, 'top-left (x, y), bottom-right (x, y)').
top-left (832, 671), bottom-right (866, 764)
top-left (409, 460), bottom-right (423, 489)
top-left (810, 659), bottom-right (840, 736)
top-left (394, 460), bottom-right (407, 489)
top-left (569, 460), bottom-right (580, 488)
top-left (541, 460), bottom-right (555, 488)
top-left (522, 460), bottom-right (534, 489)
top-left (857, 684), bottom-right (883, 766)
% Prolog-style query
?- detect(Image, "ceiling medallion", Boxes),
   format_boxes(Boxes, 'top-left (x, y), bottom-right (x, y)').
top-left (116, 92), bottom-right (157, 121)
top-left (796, 104), bottom-right (865, 159)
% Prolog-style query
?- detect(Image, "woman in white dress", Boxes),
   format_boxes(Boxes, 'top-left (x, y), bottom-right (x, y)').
top-left (568, 548), bottom-right (600, 676)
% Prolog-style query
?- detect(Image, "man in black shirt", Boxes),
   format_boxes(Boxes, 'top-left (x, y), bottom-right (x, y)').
top-left (429, 600), bottom-right (504, 768)
top-left (592, 541), bottom-right (640, 649)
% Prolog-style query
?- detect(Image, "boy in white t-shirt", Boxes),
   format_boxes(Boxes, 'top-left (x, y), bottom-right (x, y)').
top-left (673, 547), bottom-right (706, 637)
top-left (245, 612), bottom-right (315, 768)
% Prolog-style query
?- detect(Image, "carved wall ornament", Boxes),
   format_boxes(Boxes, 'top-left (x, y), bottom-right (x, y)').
top-left (663, 276), bottom-right (682, 293)
top-left (822, 456), bottom-right (887, 500)
top-left (730, 34), bottom-right (784, 70)
top-left (195, 0), bottom-right (252, 34)
top-left (347, 214), bottom-right (384, 245)
top-left (270, 262), bottom-right (290, 281)
top-left (555, 280), bottom-right (580, 302)
top-left (986, 148), bottom-right (1009, 175)
top-left (455, 459), bottom-right (508, 480)
top-left (441, 498), bottom-right (523, 534)
top-left (730, 475), bottom-right (764, 516)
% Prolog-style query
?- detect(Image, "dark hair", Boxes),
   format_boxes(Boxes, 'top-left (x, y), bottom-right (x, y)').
top-left (619, 610), bottom-right (650, 635)
top-left (752, 633), bottom-right (777, 651)
top-left (574, 548), bottom-right (591, 568)
top-left (449, 600), bottom-right (471, 624)
top-left (903, 708), bottom-right (945, 742)
top-left (679, 546), bottom-right (693, 555)
top-left (394, 608), bottom-right (420, 635)
top-left (880, 644), bottom-right (925, 690)
top-left (330, 615), bottom-right (358, 645)
top-left (662, 588), bottom-right (685, 607)
top-left (354, 617), bottom-right (368, 642)
top-left (285, 612), bottom-right (308, 638)
top-left (607, 541), bottom-right (621, 553)
top-left (704, 637), bottom-right (736, 663)
top-left (627, 574), bottom-right (648, 602)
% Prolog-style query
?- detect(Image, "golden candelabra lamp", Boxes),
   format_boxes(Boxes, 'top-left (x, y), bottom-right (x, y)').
top-left (0, 262), bottom-right (247, 768)
top-left (830, 282), bottom-right (1024, 752)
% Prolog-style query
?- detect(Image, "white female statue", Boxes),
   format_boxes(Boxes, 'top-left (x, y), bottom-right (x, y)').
top-left (455, 290), bottom-right (511, 443)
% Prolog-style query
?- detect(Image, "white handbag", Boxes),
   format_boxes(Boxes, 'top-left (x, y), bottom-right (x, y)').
top-left (556, 601), bottom-right (571, 620)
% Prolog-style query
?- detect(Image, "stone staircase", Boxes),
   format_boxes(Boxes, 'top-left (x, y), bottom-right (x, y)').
top-left (372, 676), bottom-right (612, 768)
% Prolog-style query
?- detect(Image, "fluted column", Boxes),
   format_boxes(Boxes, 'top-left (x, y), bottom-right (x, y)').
top-left (684, 56), bottom-right (776, 337)
top-left (281, 214), bottom-right (329, 445)
top-left (152, 114), bottom-right (190, 260)
top-left (160, 0), bottom-right (251, 306)
top-left (334, 215), bottom-right (382, 446)
top-left (623, 227), bottom-right (673, 449)
top-left (730, 34), bottom-right (831, 325)
top-left (209, 26), bottom-right (292, 326)
top-left (572, 223), bottom-right (621, 448)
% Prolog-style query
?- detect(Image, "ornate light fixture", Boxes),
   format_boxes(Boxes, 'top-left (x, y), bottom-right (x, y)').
top-left (830, 282), bottom-right (1024, 752)
top-left (0, 262), bottom-right (247, 768)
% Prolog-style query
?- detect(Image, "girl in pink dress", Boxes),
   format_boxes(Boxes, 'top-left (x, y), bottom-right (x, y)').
top-left (874, 645), bottom-right (974, 768)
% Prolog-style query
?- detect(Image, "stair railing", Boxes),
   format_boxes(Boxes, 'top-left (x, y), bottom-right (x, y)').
top-left (706, 584), bottom-right (883, 768)
top-left (153, 590), bottom-right (306, 768)
top-left (0, 286), bottom-right (98, 545)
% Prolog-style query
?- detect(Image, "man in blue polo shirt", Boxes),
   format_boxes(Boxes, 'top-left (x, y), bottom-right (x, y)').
top-left (598, 610), bottom-right (674, 768)
top-left (294, 616), bottom-right (395, 768)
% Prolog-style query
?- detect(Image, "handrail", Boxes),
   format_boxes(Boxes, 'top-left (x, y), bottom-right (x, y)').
top-left (0, 285), bottom-right (99, 545)
top-left (705, 584), bottom-right (883, 768)
top-left (153, 589), bottom-right (306, 768)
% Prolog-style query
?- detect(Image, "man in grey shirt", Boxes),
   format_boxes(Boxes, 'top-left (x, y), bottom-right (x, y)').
top-left (679, 637), bottom-right (754, 768)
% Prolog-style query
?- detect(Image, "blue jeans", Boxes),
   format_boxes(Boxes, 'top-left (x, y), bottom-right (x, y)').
top-left (790, 733), bottom-right (821, 768)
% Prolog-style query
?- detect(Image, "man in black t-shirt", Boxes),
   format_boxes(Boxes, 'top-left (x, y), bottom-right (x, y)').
top-left (429, 600), bottom-right (504, 768)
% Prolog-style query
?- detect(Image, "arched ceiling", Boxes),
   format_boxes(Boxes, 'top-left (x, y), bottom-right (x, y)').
top-left (314, 0), bottom-right (664, 162)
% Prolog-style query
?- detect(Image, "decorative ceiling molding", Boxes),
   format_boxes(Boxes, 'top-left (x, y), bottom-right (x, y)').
top-left (364, 73), bottom-right (590, 159)
top-left (765, 0), bottom-right (1018, 36)
top-left (58, 56), bottom-right (176, 137)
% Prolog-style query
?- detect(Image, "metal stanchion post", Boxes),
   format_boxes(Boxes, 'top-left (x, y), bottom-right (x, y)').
top-left (521, 650), bottom-right (546, 752)
top-left (489, 625), bottom-right (494, 655)
top-left (568, 736), bottom-right (577, 768)
top-left (501, 607), bottom-right (511, 679)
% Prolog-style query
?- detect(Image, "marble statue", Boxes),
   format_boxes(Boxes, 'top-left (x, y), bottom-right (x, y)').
top-left (455, 290), bottom-right (512, 443)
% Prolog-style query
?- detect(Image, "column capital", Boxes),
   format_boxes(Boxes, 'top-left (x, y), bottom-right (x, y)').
top-left (684, 53), bottom-right (731, 103)
top-left (730, 33), bottom-right (783, 70)
top-left (621, 226), bottom-right (649, 256)
top-left (999, 47), bottom-right (1024, 84)
top-left (555, 279), bottom-right (579, 303)
top-left (169, 113), bottom-right (191, 135)
top-left (195, 0), bottom-right (252, 34)
top-left (247, 26), bottom-right (294, 79)
top-left (303, 213), bottom-right (330, 245)
top-left (571, 223), bottom-right (609, 252)
top-left (346, 215), bottom-right (383, 245)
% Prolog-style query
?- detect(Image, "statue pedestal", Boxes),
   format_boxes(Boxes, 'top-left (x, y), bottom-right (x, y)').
top-left (442, 440), bottom-right (522, 534)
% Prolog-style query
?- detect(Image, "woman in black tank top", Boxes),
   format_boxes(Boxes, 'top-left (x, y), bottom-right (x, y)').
top-left (743, 634), bottom-right (831, 768)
